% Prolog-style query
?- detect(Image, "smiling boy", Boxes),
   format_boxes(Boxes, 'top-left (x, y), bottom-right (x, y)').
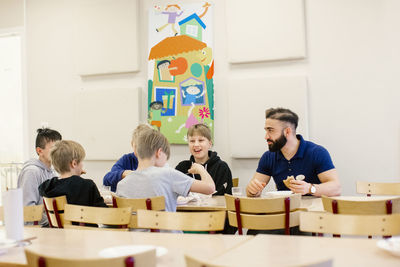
top-left (176, 123), bottom-right (233, 196)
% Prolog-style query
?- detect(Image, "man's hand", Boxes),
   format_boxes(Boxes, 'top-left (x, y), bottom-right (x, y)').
top-left (247, 179), bottom-right (266, 197)
top-left (289, 179), bottom-right (311, 195)
top-left (122, 170), bottom-right (133, 179)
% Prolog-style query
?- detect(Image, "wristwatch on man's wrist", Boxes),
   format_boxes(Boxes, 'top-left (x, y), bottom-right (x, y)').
top-left (310, 184), bottom-right (316, 194)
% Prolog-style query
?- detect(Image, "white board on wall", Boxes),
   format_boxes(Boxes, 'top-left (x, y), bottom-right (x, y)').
top-left (228, 76), bottom-right (308, 158)
top-left (74, 0), bottom-right (139, 75)
top-left (74, 88), bottom-right (141, 160)
top-left (226, 0), bottom-right (306, 64)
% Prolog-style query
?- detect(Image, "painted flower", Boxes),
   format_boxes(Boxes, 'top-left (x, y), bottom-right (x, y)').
top-left (199, 107), bottom-right (210, 119)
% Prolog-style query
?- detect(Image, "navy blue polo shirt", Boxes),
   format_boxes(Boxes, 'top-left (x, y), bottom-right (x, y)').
top-left (256, 135), bottom-right (335, 191)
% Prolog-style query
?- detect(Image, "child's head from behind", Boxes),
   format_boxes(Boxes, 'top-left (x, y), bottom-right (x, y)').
top-left (136, 129), bottom-right (170, 167)
top-left (131, 123), bottom-right (153, 150)
top-left (50, 140), bottom-right (85, 174)
top-left (187, 124), bottom-right (212, 163)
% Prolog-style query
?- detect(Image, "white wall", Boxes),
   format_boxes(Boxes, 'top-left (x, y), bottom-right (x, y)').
top-left (4, 0), bottom-right (399, 195)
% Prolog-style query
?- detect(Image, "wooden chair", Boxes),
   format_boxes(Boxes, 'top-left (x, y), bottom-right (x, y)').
top-left (24, 205), bottom-right (44, 225)
top-left (225, 193), bottom-right (301, 235)
top-left (232, 177), bottom-right (239, 187)
top-left (42, 196), bottom-right (67, 228)
top-left (185, 254), bottom-right (228, 267)
top-left (137, 210), bottom-right (226, 232)
top-left (300, 211), bottom-right (400, 237)
top-left (322, 195), bottom-right (400, 237)
top-left (357, 181), bottom-right (400, 196)
top-left (322, 195), bottom-right (400, 215)
top-left (24, 246), bottom-right (156, 267)
top-left (63, 204), bottom-right (131, 230)
top-left (112, 195), bottom-right (165, 231)
top-left (0, 205), bottom-right (44, 225)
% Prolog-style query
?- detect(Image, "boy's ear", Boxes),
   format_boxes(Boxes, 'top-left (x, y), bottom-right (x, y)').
top-left (155, 148), bottom-right (163, 158)
top-left (35, 147), bottom-right (42, 155)
top-left (70, 159), bottom-right (78, 168)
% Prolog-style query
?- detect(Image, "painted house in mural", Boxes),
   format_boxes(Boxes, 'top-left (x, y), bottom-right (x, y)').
top-left (148, 34), bottom-right (213, 144)
top-left (178, 13), bottom-right (206, 41)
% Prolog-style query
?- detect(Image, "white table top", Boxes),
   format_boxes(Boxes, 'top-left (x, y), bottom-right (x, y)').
top-left (211, 234), bottom-right (400, 267)
top-left (0, 227), bottom-right (252, 267)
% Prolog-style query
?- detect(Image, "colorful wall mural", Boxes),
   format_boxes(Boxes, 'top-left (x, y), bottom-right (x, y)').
top-left (148, 2), bottom-right (214, 144)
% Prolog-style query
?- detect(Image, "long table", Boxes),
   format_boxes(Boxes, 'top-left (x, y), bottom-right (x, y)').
top-left (1, 227), bottom-right (398, 267)
top-left (176, 195), bottom-right (324, 212)
top-left (0, 227), bottom-right (252, 267)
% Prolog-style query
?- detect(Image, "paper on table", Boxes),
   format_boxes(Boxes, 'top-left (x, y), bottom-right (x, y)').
top-left (2, 188), bottom-right (24, 241)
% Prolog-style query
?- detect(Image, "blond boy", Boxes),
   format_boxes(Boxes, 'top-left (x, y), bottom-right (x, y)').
top-left (103, 124), bottom-right (152, 192)
top-left (39, 140), bottom-right (106, 207)
top-left (116, 128), bottom-right (215, 212)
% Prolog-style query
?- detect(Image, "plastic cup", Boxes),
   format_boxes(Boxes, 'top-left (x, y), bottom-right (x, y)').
top-left (232, 187), bottom-right (243, 197)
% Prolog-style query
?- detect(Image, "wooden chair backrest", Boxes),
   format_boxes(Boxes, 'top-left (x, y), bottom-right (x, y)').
top-left (225, 194), bottom-right (301, 234)
top-left (300, 211), bottom-right (400, 236)
top-left (24, 247), bottom-right (156, 267)
top-left (137, 210), bottom-right (226, 232)
top-left (113, 196), bottom-right (165, 228)
top-left (225, 193), bottom-right (301, 213)
top-left (63, 204), bottom-right (131, 229)
top-left (0, 205), bottom-right (44, 225)
top-left (184, 254), bottom-right (228, 267)
top-left (321, 195), bottom-right (400, 215)
top-left (24, 205), bottom-right (44, 225)
top-left (42, 196), bottom-right (67, 228)
top-left (356, 181), bottom-right (400, 196)
top-left (232, 177), bottom-right (239, 187)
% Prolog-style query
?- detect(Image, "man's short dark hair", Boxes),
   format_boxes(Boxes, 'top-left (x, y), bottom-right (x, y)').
top-left (265, 108), bottom-right (299, 129)
top-left (35, 128), bottom-right (62, 149)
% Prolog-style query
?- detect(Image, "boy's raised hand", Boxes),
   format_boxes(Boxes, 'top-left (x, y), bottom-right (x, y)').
top-left (188, 163), bottom-right (205, 175)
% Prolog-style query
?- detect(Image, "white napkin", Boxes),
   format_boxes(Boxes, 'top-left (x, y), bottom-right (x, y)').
top-left (2, 188), bottom-right (23, 241)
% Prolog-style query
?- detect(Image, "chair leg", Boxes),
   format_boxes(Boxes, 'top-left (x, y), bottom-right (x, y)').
top-left (284, 197), bottom-right (290, 235)
top-left (112, 196), bottom-right (118, 208)
top-left (53, 199), bottom-right (63, 228)
top-left (43, 200), bottom-right (53, 228)
top-left (332, 200), bottom-right (341, 238)
top-left (234, 198), bottom-right (243, 235)
top-left (146, 198), bottom-right (159, 233)
top-left (384, 200), bottom-right (393, 238)
top-left (125, 256), bottom-right (134, 267)
top-left (38, 256), bottom-right (46, 267)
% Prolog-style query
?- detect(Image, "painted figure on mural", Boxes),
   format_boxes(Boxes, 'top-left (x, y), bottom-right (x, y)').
top-left (181, 85), bottom-right (205, 105)
top-left (156, 4), bottom-right (183, 36)
top-left (149, 101), bottom-right (165, 131)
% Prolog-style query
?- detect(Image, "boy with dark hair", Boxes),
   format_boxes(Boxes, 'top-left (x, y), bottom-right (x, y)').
top-left (39, 140), bottom-right (106, 208)
top-left (17, 128), bottom-right (62, 225)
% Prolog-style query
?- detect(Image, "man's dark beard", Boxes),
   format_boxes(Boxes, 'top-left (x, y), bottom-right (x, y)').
top-left (268, 134), bottom-right (287, 152)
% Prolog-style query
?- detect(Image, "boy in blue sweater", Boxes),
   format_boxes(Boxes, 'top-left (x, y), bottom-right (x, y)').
top-left (103, 124), bottom-right (152, 191)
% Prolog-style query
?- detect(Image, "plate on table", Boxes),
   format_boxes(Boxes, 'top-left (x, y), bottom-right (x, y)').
top-left (264, 191), bottom-right (293, 197)
top-left (377, 237), bottom-right (400, 257)
top-left (99, 245), bottom-right (168, 258)
top-left (177, 195), bottom-right (196, 205)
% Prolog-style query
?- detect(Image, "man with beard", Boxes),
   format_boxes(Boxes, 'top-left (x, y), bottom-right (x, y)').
top-left (246, 108), bottom-right (341, 198)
